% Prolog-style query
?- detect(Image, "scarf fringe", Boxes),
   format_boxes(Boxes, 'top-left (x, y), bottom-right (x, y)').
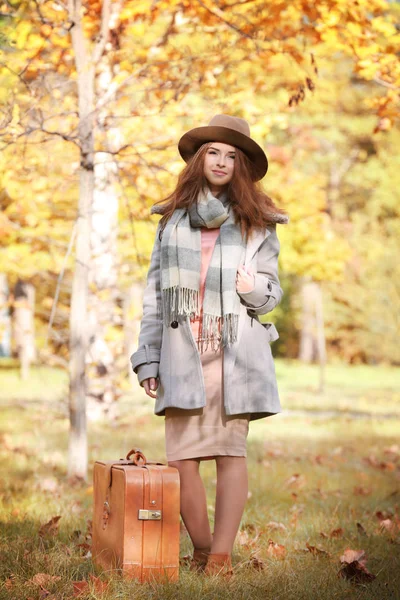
top-left (162, 286), bottom-right (199, 322)
top-left (160, 288), bottom-right (239, 352)
top-left (199, 313), bottom-right (239, 353)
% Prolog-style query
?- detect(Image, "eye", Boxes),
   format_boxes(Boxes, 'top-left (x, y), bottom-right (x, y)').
top-left (208, 150), bottom-right (217, 154)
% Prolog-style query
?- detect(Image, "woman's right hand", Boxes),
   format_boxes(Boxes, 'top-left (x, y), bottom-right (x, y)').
top-left (142, 377), bottom-right (159, 399)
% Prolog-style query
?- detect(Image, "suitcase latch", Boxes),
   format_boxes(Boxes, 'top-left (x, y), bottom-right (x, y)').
top-left (138, 509), bottom-right (162, 521)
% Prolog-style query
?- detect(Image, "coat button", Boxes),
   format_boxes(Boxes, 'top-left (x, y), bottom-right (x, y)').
top-left (171, 321), bottom-right (178, 329)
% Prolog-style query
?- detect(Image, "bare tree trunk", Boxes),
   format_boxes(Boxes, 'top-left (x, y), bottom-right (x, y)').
top-left (86, 0), bottom-right (123, 421)
top-left (0, 274), bottom-right (11, 358)
top-left (13, 280), bottom-right (36, 380)
top-left (67, 0), bottom-right (112, 479)
top-left (298, 278), bottom-right (326, 391)
top-left (298, 277), bottom-right (316, 362)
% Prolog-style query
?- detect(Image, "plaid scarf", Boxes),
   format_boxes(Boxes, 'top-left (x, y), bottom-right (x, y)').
top-left (158, 188), bottom-right (246, 352)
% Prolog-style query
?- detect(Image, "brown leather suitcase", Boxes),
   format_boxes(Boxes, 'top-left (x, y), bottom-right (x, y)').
top-left (92, 448), bottom-right (180, 582)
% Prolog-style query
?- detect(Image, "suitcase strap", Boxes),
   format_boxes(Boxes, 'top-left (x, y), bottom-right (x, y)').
top-left (101, 449), bottom-right (164, 529)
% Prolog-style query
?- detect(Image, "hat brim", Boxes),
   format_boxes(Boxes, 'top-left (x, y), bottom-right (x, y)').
top-left (178, 125), bottom-right (268, 181)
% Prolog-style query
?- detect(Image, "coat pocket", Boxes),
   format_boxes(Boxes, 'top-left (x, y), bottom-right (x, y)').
top-left (251, 318), bottom-right (279, 343)
top-left (261, 322), bottom-right (279, 343)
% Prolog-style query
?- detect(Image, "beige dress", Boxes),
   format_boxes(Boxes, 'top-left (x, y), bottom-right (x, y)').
top-left (165, 227), bottom-right (250, 462)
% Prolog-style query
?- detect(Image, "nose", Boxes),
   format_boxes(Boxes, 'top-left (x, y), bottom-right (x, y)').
top-left (216, 154), bottom-right (226, 168)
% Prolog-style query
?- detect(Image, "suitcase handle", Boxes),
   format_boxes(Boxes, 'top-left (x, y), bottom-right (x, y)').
top-left (126, 448), bottom-right (147, 465)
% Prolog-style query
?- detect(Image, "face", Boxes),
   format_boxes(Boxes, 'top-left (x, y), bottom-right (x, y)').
top-left (203, 142), bottom-right (235, 193)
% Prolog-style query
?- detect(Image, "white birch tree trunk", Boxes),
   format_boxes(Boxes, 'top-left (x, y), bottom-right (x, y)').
top-left (86, 1), bottom-right (123, 421)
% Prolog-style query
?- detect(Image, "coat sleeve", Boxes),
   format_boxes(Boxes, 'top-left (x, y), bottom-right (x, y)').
top-left (237, 224), bottom-right (283, 316)
top-left (129, 223), bottom-right (163, 386)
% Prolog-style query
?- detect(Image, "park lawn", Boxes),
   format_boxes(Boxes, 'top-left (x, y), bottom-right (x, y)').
top-left (0, 361), bottom-right (399, 599)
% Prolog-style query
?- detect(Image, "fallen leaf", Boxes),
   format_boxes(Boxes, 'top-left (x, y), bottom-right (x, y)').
top-left (353, 486), bottom-right (371, 496)
top-left (338, 561), bottom-right (376, 583)
top-left (5, 576), bottom-right (15, 589)
top-left (285, 473), bottom-right (301, 487)
top-left (340, 548), bottom-right (365, 564)
top-left (305, 542), bottom-right (330, 557)
top-left (39, 516), bottom-right (61, 537)
top-left (379, 518), bottom-right (399, 537)
top-left (72, 574), bottom-right (108, 597)
top-left (266, 539), bottom-right (286, 559)
top-left (330, 527), bottom-right (344, 538)
top-left (76, 542), bottom-right (91, 554)
top-left (320, 531), bottom-right (328, 539)
top-left (72, 581), bottom-right (89, 597)
top-left (265, 521), bottom-right (287, 532)
top-left (27, 574), bottom-right (61, 587)
top-left (376, 510), bottom-right (393, 521)
top-left (237, 529), bottom-right (251, 547)
top-left (248, 555), bottom-right (266, 570)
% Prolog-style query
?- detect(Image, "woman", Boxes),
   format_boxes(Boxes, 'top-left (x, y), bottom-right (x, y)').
top-left (130, 114), bottom-right (289, 576)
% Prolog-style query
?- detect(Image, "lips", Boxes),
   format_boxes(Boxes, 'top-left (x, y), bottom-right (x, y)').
top-left (212, 170), bottom-right (227, 176)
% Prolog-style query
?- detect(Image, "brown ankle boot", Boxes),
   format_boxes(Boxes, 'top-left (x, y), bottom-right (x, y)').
top-left (204, 552), bottom-right (233, 578)
top-left (189, 547), bottom-right (211, 572)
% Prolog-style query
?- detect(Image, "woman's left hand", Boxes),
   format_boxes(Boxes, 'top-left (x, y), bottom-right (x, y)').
top-left (236, 264), bottom-right (255, 293)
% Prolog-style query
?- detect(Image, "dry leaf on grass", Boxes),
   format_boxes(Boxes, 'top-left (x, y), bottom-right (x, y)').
top-left (353, 486), bottom-right (372, 496)
top-left (248, 555), bottom-right (266, 570)
top-left (285, 473), bottom-right (306, 488)
top-left (330, 527), bottom-right (344, 538)
top-left (39, 516), bottom-right (61, 537)
top-left (237, 523), bottom-right (261, 548)
top-left (338, 548), bottom-right (376, 584)
top-left (266, 539), bottom-right (286, 559)
top-left (376, 510), bottom-right (393, 521)
top-left (320, 531), bottom-right (328, 539)
top-left (265, 521), bottom-right (287, 532)
top-left (27, 573), bottom-right (61, 587)
top-left (72, 574), bottom-right (109, 597)
top-left (305, 542), bottom-right (330, 557)
top-left (363, 456), bottom-right (396, 471)
top-left (5, 576), bottom-right (15, 589)
top-left (378, 517), bottom-right (400, 538)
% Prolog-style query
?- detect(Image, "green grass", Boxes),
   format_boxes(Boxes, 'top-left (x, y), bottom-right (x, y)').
top-left (0, 361), bottom-right (400, 599)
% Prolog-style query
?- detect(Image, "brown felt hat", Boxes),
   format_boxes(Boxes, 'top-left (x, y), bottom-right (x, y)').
top-left (178, 114), bottom-right (268, 181)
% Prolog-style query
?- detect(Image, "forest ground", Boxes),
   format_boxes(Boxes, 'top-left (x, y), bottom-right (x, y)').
top-left (0, 361), bottom-right (399, 600)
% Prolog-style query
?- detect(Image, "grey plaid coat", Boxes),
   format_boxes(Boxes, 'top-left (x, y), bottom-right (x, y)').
top-left (130, 216), bottom-right (287, 421)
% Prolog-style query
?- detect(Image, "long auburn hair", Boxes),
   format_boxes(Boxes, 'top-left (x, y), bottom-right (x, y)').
top-left (153, 142), bottom-right (288, 239)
